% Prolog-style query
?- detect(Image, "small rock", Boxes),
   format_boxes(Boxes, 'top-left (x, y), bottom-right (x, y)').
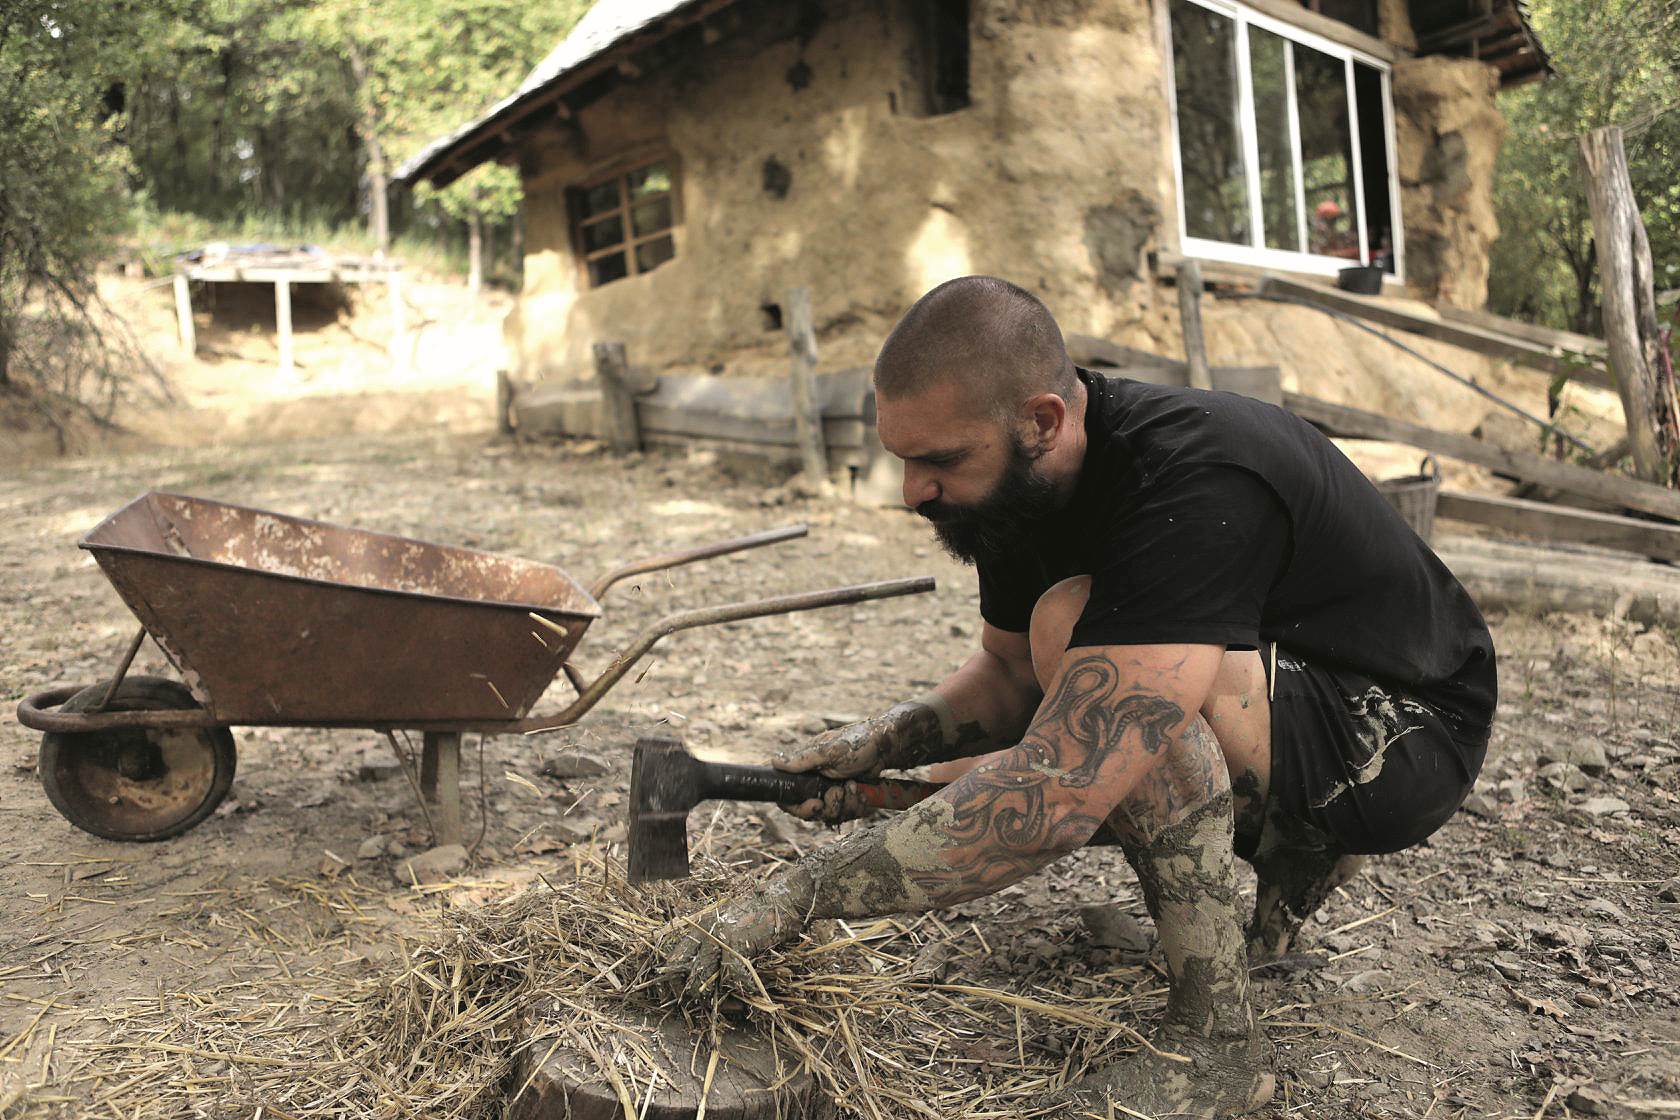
top-left (356, 836), bottom-right (387, 860)
top-left (1461, 791), bottom-right (1500, 820)
top-left (1078, 904), bottom-right (1154, 955)
top-left (1566, 1087), bottom-right (1609, 1116)
top-left (1491, 954), bottom-right (1524, 981)
top-left (1538, 740), bottom-right (1608, 775)
top-left (551, 819), bottom-right (598, 844)
top-left (1340, 968), bottom-right (1387, 993)
top-left (1577, 796), bottom-right (1630, 817)
top-left (1658, 881), bottom-right (1679, 904)
top-left (397, 844), bottom-right (468, 885)
top-left (540, 751), bottom-right (611, 780)
top-left (1539, 762), bottom-right (1589, 793)
top-left (820, 713), bottom-right (865, 730)
top-left (355, 761), bottom-right (402, 783)
top-left (798, 714), bottom-right (829, 736)
top-left (1581, 898), bottom-right (1629, 922)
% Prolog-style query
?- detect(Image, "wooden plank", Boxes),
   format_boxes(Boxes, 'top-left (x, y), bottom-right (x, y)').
top-left (419, 731), bottom-right (463, 848)
top-left (1230, 0), bottom-right (1400, 60)
top-left (1437, 536), bottom-right (1680, 628)
top-left (1284, 390), bottom-right (1680, 522)
top-left (172, 275), bottom-right (196, 356)
top-left (1177, 259), bottom-right (1213, 391)
top-left (593, 341), bottom-right (641, 453)
top-left (784, 287), bottom-right (828, 481)
top-left (1259, 275), bottom-right (1613, 388)
top-left (1435, 306), bottom-right (1605, 359)
top-left (1437, 490), bottom-right (1680, 562)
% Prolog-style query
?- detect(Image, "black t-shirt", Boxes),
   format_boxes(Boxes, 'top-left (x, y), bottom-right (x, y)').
top-left (978, 369), bottom-right (1496, 727)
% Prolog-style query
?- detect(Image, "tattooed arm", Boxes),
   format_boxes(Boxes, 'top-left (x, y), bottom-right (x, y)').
top-left (786, 643), bottom-right (1225, 914)
top-left (775, 622), bottom-right (1040, 780)
top-left (654, 643), bottom-right (1225, 995)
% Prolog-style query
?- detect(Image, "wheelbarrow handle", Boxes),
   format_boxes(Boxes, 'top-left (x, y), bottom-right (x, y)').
top-left (526, 575), bottom-right (937, 733)
top-left (588, 524), bottom-right (809, 602)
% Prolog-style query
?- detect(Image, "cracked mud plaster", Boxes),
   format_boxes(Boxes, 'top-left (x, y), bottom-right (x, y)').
top-left (1308, 685), bottom-right (1433, 811)
top-left (1048, 794), bottom-right (1274, 1119)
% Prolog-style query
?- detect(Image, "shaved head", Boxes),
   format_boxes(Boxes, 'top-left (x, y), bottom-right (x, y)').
top-left (874, 276), bottom-right (1077, 418)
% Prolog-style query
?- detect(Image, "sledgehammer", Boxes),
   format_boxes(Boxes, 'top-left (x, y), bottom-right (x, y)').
top-left (627, 735), bottom-right (1121, 882)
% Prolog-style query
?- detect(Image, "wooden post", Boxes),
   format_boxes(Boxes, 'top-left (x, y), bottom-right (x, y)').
top-left (784, 287), bottom-right (829, 483)
top-left (172, 275), bottom-right (197, 356)
top-left (1177, 259), bottom-right (1214, 391)
top-left (274, 279), bottom-right (294, 377)
top-left (420, 731), bottom-right (463, 847)
top-left (1580, 126), bottom-right (1674, 485)
top-left (593, 341), bottom-right (641, 452)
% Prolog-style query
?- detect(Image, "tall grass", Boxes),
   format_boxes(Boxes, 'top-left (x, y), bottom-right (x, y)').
top-left (127, 207), bottom-right (474, 281)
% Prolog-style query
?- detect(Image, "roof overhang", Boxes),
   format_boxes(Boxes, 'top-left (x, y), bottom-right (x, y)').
top-left (397, 0), bottom-right (743, 189)
top-left (1410, 0), bottom-right (1552, 88)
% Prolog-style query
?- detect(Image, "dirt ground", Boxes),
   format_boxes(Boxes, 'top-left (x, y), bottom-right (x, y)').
top-left (1, 426), bottom-right (1678, 1118)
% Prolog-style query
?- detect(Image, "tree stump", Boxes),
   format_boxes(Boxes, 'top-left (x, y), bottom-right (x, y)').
top-left (508, 1004), bottom-right (832, 1120)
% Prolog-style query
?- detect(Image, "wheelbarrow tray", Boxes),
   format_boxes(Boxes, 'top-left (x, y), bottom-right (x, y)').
top-left (81, 492), bottom-right (601, 724)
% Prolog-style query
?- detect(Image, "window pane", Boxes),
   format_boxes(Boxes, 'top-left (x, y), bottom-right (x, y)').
top-left (1171, 0), bottom-right (1250, 245)
top-left (1294, 45), bottom-right (1358, 259)
top-left (635, 234), bottom-right (675, 274)
top-left (582, 215), bottom-right (624, 253)
top-left (1354, 62), bottom-right (1395, 272)
top-left (580, 180), bottom-right (620, 219)
top-left (631, 197), bottom-right (673, 238)
top-left (589, 252), bottom-right (628, 287)
top-left (1249, 29), bottom-right (1300, 252)
top-left (628, 162), bottom-right (672, 199)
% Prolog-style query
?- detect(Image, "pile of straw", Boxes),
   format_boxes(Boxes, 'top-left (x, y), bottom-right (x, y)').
top-left (15, 855), bottom-right (1165, 1119)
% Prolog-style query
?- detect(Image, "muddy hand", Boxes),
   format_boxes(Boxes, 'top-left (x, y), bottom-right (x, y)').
top-left (653, 873), bottom-right (811, 999)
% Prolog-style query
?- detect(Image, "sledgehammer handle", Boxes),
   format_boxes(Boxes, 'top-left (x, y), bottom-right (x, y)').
top-left (699, 761), bottom-right (943, 810)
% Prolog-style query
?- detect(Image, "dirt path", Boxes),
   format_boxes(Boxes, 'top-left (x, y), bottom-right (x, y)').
top-left (1, 432), bottom-right (1676, 1118)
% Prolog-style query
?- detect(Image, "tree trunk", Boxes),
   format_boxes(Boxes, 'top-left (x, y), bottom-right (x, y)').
top-left (0, 313), bottom-right (13, 387)
top-left (346, 43), bottom-right (390, 254)
top-left (1580, 126), bottom-right (1674, 486)
top-left (468, 212), bottom-right (483, 299)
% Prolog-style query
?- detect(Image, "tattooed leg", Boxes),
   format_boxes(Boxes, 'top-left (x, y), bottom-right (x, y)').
top-left (1245, 806), bottom-right (1367, 963)
top-left (1042, 719), bottom-right (1274, 1120)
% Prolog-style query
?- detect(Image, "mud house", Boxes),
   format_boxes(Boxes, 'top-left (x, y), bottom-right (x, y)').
top-left (399, 0), bottom-right (1552, 436)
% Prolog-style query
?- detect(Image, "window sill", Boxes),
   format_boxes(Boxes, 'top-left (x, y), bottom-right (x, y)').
top-left (1153, 250), bottom-right (1406, 297)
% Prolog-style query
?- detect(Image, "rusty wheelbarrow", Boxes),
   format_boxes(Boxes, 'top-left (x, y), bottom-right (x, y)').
top-left (16, 492), bottom-right (934, 843)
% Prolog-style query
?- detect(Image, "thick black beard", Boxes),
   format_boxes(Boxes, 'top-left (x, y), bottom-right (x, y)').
top-left (917, 436), bottom-right (1059, 567)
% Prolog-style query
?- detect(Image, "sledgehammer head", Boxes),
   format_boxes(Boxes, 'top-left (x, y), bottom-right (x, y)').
top-left (627, 736), bottom-right (702, 883)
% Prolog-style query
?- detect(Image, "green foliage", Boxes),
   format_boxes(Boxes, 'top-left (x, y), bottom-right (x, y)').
top-left (0, 0), bottom-right (174, 426)
top-left (1488, 0), bottom-right (1680, 331)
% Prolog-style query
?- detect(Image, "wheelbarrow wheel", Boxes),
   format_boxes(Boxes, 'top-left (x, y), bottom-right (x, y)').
top-left (39, 676), bottom-right (237, 842)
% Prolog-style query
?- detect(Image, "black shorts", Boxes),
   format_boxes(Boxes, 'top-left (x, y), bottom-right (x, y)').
top-left (1259, 644), bottom-right (1495, 856)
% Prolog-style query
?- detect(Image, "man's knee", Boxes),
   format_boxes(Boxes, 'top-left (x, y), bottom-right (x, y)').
top-left (1028, 576), bottom-right (1090, 692)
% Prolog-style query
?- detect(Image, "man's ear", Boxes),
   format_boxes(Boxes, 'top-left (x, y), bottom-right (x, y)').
top-left (1019, 391), bottom-right (1069, 451)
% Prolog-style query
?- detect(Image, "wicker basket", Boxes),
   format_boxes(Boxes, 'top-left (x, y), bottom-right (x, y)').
top-left (1375, 455), bottom-right (1442, 543)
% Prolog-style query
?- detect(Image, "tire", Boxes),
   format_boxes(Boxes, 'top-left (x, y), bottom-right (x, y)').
top-left (39, 676), bottom-right (237, 842)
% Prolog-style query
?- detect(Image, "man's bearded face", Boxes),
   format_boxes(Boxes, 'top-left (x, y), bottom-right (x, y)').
top-left (915, 432), bottom-right (1058, 566)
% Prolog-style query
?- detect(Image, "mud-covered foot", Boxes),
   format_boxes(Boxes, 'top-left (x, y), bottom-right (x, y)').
top-left (1041, 1027), bottom-right (1275, 1119)
top-left (1245, 852), bottom-right (1368, 964)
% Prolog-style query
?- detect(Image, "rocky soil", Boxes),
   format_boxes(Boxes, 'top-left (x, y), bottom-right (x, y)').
top-left (1, 431), bottom-right (1676, 1118)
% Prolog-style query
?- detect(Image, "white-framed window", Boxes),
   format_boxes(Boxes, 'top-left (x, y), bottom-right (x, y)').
top-left (1165, 0), bottom-right (1404, 281)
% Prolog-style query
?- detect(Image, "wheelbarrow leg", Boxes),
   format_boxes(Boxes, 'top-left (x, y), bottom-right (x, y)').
top-left (419, 731), bottom-right (464, 847)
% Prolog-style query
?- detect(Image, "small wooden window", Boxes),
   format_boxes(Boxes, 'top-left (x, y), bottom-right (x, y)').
top-left (572, 160), bottom-right (678, 288)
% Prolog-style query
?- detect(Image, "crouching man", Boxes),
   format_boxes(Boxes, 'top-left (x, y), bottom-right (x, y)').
top-left (654, 276), bottom-right (1496, 1119)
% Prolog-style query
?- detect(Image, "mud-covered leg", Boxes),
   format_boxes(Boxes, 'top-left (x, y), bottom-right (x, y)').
top-left (1045, 719), bottom-right (1274, 1120)
top-left (1245, 806), bottom-right (1368, 963)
